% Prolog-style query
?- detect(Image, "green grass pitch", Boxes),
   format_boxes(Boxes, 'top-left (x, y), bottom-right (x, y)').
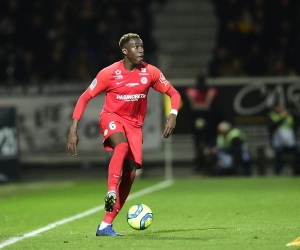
top-left (0, 177), bottom-right (299, 250)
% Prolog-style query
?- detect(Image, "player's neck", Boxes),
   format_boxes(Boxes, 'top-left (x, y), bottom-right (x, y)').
top-left (122, 60), bottom-right (140, 72)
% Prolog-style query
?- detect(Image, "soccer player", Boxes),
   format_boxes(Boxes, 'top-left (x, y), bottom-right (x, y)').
top-left (66, 33), bottom-right (181, 236)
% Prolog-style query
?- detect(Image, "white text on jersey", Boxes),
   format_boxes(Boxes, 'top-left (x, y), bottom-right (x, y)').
top-left (116, 94), bottom-right (146, 101)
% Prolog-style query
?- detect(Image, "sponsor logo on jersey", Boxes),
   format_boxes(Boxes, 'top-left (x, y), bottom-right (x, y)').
top-left (126, 83), bottom-right (139, 87)
top-left (141, 77), bottom-right (148, 84)
top-left (114, 69), bottom-right (123, 79)
top-left (89, 78), bottom-right (97, 90)
top-left (139, 67), bottom-right (149, 75)
top-left (159, 72), bottom-right (168, 86)
top-left (116, 94), bottom-right (146, 101)
top-left (116, 81), bottom-right (125, 85)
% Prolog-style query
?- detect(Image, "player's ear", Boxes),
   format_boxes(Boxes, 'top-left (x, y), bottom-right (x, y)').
top-left (122, 48), bottom-right (128, 56)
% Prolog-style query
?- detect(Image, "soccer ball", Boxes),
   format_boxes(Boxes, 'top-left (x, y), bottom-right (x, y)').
top-left (127, 204), bottom-right (153, 230)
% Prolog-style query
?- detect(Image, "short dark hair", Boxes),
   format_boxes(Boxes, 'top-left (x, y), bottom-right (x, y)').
top-left (119, 33), bottom-right (140, 49)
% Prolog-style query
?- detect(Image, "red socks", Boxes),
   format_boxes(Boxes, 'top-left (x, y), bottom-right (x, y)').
top-left (107, 142), bottom-right (129, 192)
top-left (103, 171), bottom-right (136, 224)
top-left (104, 142), bottom-right (136, 224)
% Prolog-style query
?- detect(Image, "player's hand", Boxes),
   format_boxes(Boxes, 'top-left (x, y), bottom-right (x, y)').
top-left (66, 130), bottom-right (79, 156)
top-left (162, 114), bottom-right (176, 139)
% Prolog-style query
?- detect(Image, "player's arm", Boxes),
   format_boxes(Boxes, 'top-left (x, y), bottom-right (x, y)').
top-left (66, 90), bottom-right (93, 156)
top-left (163, 85), bottom-right (181, 138)
top-left (150, 66), bottom-right (181, 138)
top-left (66, 72), bottom-right (109, 156)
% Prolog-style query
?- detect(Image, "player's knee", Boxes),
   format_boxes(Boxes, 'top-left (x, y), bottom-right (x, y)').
top-left (123, 160), bottom-right (138, 172)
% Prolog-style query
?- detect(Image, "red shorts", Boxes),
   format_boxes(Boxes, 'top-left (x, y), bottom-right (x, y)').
top-left (99, 111), bottom-right (143, 168)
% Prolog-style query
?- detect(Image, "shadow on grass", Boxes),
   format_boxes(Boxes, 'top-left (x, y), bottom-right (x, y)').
top-left (125, 227), bottom-right (231, 240)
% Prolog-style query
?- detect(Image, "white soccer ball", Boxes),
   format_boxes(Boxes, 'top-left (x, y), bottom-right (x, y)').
top-left (127, 204), bottom-right (153, 230)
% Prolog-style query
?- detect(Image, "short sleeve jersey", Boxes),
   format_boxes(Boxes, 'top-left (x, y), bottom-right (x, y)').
top-left (88, 60), bottom-right (171, 127)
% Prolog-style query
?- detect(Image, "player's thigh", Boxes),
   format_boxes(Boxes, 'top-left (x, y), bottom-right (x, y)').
top-left (100, 113), bottom-right (128, 149)
top-left (108, 132), bottom-right (128, 148)
top-left (124, 126), bottom-right (143, 167)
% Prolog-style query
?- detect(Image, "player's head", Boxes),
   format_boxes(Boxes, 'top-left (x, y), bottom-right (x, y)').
top-left (217, 121), bottom-right (232, 135)
top-left (119, 33), bottom-right (144, 65)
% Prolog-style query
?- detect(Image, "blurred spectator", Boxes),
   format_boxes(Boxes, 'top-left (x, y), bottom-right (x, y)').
top-left (235, 8), bottom-right (253, 56)
top-left (45, 49), bottom-right (67, 83)
top-left (0, 0), bottom-right (158, 84)
top-left (266, 103), bottom-right (300, 175)
top-left (213, 0), bottom-right (242, 24)
top-left (0, 41), bottom-right (22, 84)
top-left (236, 8), bottom-right (253, 35)
top-left (217, 20), bottom-right (241, 56)
top-left (94, 20), bottom-right (110, 68)
top-left (250, 8), bottom-right (268, 49)
top-left (204, 121), bottom-right (251, 176)
top-left (267, 58), bottom-right (289, 76)
top-left (221, 57), bottom-right (247, 77)
top-left (185, 74), bottom-right (220, 174)
top-left (244, 44), bottom-right (267, 76)
top-left (69, 48), bottom-right (97, 82)
top-left (209, 46), bottom-right (231, 77)
top-left (104, 6), bottom-right (122, 41)
top-left (15, 50), bottom-right (39, 83)
top-left (211, 0), bottom-right (300, 77)
top-left (68, 37), bottom-right (98, 82)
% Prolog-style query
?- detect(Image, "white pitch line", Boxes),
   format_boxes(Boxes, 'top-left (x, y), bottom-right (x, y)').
top-left (0, 179), bottom-right (173, 249)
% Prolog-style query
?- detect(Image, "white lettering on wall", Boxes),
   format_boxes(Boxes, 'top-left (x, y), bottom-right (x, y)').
top-left (234, 83), bottom-right (300, 115)
top-left (0, 127), bottom-right (18, 157)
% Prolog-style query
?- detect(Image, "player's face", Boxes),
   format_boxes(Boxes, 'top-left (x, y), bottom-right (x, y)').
top-left (123, 38), bottom-right (144, 65)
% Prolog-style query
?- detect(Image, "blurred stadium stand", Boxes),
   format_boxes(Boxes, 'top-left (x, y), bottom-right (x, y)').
top-left (0, 0), bottom-right (162, 85)
top-left (1, 0), bottom-right (300, 83)
top-left (209, 0), bottom-right (300, 77)
top-left (152, 0), bottom-right (217, 78)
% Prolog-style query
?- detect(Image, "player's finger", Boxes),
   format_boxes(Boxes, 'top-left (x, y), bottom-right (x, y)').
top-left (70, 144), bottom-right (76, 156)
top-left (67, 143), bottom-right (76, 156)
top-left (162, 130), bottom-right (167, 138)
top-left (162, 127), bottom-right (169, 138)
top-left (73, 146), bottom-right (78, 156)
top-left (66, 143), bottom-right (71, 155)
top-left (162, 127), bottom-right (173, 138)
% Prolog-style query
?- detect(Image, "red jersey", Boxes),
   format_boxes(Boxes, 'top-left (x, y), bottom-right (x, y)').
top-left (185, 87), bottom-right (218, 105)
top-left (87, 60), bottom-right (171, 127)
